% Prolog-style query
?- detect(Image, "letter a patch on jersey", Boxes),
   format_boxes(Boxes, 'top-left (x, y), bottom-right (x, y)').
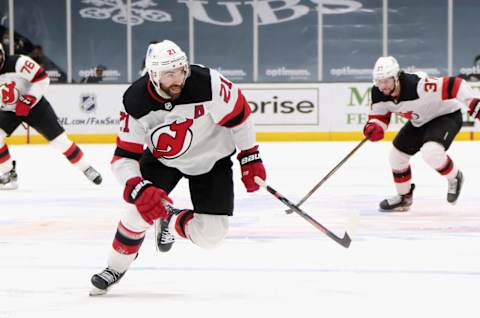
top-left (194, 105), bottom-right (205, 119)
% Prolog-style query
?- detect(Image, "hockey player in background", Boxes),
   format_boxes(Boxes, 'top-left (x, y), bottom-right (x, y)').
top-left (90, 40), bottom-right (266, 295)
top-left (364, 56), bottom-right (480, 212)
top-left (0, 43), bottom-right (102, 189)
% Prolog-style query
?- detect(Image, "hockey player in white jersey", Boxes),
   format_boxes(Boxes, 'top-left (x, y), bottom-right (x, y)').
top-left (0, 44), bottom-right (102, 189)
top-left (364, 56), bottom-right (480, 212)
top-left (90, 40), bottom-right (266, 295)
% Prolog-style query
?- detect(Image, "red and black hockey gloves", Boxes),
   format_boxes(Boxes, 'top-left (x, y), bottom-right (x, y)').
top-left (467, 98), bottom-right (480, 120)
top-left (237, 145), bottom-right (266, 192)
top-left (15, 95), bottom-right (37, 117)
top-left (363, 122), bottom-right (384, 141)
top-left (123, 176), bottom-right (173, 225)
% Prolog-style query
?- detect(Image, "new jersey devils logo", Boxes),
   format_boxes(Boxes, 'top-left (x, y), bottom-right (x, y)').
top-left (0, 81), bottom-right (18, 106)
top-left (150, 119), bottom-right (193, 159)
top-left (398, 111), bottom-right (419, 120)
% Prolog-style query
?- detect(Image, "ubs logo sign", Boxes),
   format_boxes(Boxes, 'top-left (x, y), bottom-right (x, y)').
top-left (80, 0), bottom-right (362, 26)
top-left (79, 0), bottom-right (172, 26)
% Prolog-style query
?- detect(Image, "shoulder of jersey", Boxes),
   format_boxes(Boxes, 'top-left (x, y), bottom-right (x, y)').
top-left (371, 72), bottom-right (421, 104)
top-left (122, 74), bottom-right (153, 119)
top-left (0, 55), bottom-right (21, 74)
top-left (371, 86), bottom-right (391, 103)
top-left (398, 72), bottom-right (420, 101)
top-left (122, 65), bottom-right (214, 119)
top-left (175, 64), bottom-right (213, 105)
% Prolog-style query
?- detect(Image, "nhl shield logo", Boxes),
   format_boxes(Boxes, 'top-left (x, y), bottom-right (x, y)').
top-left (80, 94), bottom-right (96, 113)
top-left (164, 102), bottom-right (173, 110)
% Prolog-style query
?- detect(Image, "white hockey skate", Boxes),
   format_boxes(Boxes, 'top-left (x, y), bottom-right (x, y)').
top-left (0, 161), bottom-right (18, 190)
top-left (447, 170), bottom-right (464, 204)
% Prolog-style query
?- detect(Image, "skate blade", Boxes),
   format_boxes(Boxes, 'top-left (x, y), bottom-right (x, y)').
top-left (379, 206), bottom-right (410, 213)
top-left (89, 286), bottom-right (108, 296)
top-left (447, 199), bottom-right (459, 206)
top-left (0, 182), bottom-right (18, 190)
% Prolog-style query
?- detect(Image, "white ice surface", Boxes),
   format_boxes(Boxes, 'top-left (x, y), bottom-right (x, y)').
top-left (1, 141), bottom-right (479, 318)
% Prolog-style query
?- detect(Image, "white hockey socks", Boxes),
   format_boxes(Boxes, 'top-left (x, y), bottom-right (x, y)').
top-left (49, 133), bottom-right (90, 171)
top-left (421, 142), bottom-right (458, 180)
top-left (0, 129), bottom-right (13, 173)
top-left (389, 146), bottom-right (413, 195)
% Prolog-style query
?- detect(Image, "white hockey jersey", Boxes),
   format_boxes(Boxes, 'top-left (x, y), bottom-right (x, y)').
top-left (0, 55), bottom-right (49, 112)
top-left (111, 65), bottom-right (256, 185)
top-left (367, 72), bottom-right (480, 130)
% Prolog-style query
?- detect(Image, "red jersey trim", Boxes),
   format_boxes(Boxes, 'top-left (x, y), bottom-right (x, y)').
top-left (147, 80), bottom-right (166, 103)
top-left (368, 112), bottom-right (391, 125)
top-left (31, 67), bottom-right (48, 83)
top-left (116, 137), bottom-right (144, 154)
top-left (441, 77), bottom-right (462, 100)
top-left (218, 90), bottom-right (251, 128)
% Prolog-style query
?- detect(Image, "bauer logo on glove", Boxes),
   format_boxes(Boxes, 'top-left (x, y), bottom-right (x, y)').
top-left (240, 153), bottom-right (261, 165)
top-left (237, 145), bottom-right (266, 192)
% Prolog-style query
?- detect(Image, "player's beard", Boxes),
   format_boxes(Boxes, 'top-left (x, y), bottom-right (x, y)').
top-left (383, 87), bottom-right (394, 96)
top-left (382, 82), bottom-right (396, 97)
top-left (161, 83), bottom-right (184, 100)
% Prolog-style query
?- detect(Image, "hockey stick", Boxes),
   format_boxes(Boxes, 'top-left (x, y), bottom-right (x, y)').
top-left (286, 137), bottom-right (368, 214)
top-left (255, 177), bottom-right (357, 248)
top-left (20, 123), bottom-right (30, 144)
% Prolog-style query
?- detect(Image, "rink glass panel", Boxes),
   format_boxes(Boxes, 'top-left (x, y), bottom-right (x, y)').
top-left (70, 0), bottom-right (128, 83)
top-left (388, 0), bottom-right (448, 77)
top-left (193, 0), bottom-right (254, 83)
top-left (322, 0), bottom-right (383, 82)
top-left (13, 0), bottom-right (67, 83)
top-left (1, 1), bottom-right (479, 83)
top-left (131, 0), bottom-right (189, 80)
top-left (257, 0), bottom-right (317, 83)
top-left (453, 0), bottom-right (480, 79)
top-left (0, 0), bottom-right (9, 52)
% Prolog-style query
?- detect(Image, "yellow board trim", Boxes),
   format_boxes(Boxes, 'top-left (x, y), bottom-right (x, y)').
top-left (5, 134), bottom-right (117, 144)
top-left (255, 131), bottom-right (480, 142)
top-left (4, 131), bottom-right (480, 145)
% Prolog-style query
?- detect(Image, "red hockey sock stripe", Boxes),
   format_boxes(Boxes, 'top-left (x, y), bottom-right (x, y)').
top-left (437, 156), bottom-right (454, 175)
top-left (117, 221), bottom-right (145, 239)
top-left (393, 166), bottom-right (411, 183)
top-left (63, 143), bottom-right (84, 164)
top-left (175, 210), bottom-right (194, 238)
top-left (112, 222), bottom-right (145, 255)
top-left (0, 145), bottom-right (10, 164)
